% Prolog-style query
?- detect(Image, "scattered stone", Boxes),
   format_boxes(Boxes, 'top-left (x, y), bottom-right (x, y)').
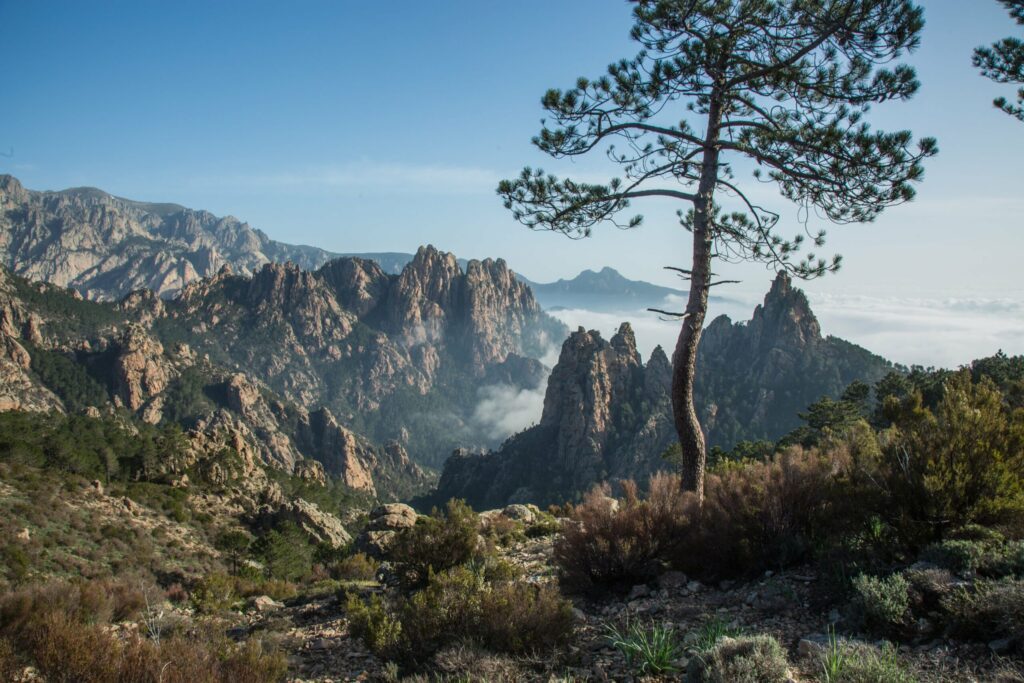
top-left (798, 634), bottom-right (830, 658)
top-left (657, 570), bottom-right (688, 590)
top-left (501, 503), bottom-right (537, 524)
top-left (250, 595), bottom-right (284, 613)
top-left (628, 584), bottom-right (651, 600)
top-left (989, 638), bottom-right (1014, 655)
top-left (15, 528), bottom-right (30, 542)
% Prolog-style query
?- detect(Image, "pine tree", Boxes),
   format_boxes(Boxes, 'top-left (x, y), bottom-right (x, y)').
top-left (498, 0), bottom-right (936, 501)
top-left (975, 0), bottom-right (1024, 121)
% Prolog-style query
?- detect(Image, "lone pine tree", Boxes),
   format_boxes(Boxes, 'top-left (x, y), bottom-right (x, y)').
top-left (498, 0), bottom-right (936, 501)
top-left (975, 0), bottom-right (1024, 121)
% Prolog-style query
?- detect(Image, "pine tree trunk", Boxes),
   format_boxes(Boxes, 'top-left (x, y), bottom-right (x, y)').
top-left (671, 215), bottom-right (712, 501)
top-left (672, 96), bottom-right (722, 504)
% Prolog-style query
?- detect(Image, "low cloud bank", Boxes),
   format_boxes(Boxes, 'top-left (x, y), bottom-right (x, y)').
top-left (471, 382), bottom-right (547, 441)
top-left (548, 293), bottom-right (1024, 370)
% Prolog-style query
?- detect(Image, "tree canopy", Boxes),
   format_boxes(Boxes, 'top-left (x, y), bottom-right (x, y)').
top-left (498, 0), bottom-right (936, 500)
top-left (975, 0), bottom-right (1024, 121)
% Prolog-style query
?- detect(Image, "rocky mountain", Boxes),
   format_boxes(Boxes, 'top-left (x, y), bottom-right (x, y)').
top-left (430, 273), bottom-right (893, 509)
top-left (695, 273), bottom-right (893, 449)
top-left (0, 175), bottom-right (341, 300)
top-left (430, 323), bottom-right (677, 509)
top-left (0, 264), bottom-right (427, 501)
top-left (518, 266), bottom-right (687, 312)
top-left (154, 245), bottom-right (564, 466)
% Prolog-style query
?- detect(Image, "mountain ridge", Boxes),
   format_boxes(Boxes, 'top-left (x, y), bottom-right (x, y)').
top-left (430, 272), bottom-right (893, 509)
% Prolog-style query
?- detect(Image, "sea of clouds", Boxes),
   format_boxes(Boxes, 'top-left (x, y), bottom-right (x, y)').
top-left (547, 292), bottom-right (1024, 370)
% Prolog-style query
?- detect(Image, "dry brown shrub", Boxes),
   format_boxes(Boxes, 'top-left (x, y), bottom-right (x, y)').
top-left (672, 447), bottom-right (850, 579)
top-left (554, 473), bottom-right (691, 591)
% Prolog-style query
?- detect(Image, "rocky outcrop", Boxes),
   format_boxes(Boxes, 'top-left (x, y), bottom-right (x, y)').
top-left (0, 335), bottom-right (62, 413)
top-left (431, 275), bottom-right (893, 509)
top-left (354, 503), bottom-right (419, 558)
top-left (0, 174), bottom-right (340, 300)
top-left (112, 324), bottom-right (173, 420)
top-left (298, 409), bottom-right (377, 493)
top-left (694, 272), bottom-right (891, 448)
top-left (430, 323), bottom-right (677, 509)
top-left (161, 244), bottom-right (564, 467)
top-left (260, 498), bottom-right (352, 548)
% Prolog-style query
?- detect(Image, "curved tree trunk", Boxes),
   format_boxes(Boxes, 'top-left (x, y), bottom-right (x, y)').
top-left (672, 96), bottom-right (722, 504)
top-left (671, 214), bottom-right (713, 502)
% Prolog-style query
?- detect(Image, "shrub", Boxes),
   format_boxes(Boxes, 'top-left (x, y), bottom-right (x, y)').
top-left (333, 552), bottom-right (380, 582)
top-left (0, 580), bottom-right (287, 683)
top-left (690, 634), bottom-right (790, 683)
top-left (819, 640), bottom-right (916, 683)
top-left (605, 619), bottom-right (682, 675)
top-left (942, 577), bottom-right (1024, 643)
top-left (192, 572), bottom-right (236, 614)
top-left (675, 447), bottom-right (862, 580)
top-left (524, 511), bottom-right (562, 538)
top-left (347, 564), bottom-right (574, 665)
top-left (389, 499), bottom-right (481, 588)
top-left (0, 639), bottom-right (17, 681)
top-left (881, 374), bottom-right (1024, 540)
top-left (554, 474), bottom-right (689, 591)
top-left (691, 617), bottom-right (743, 652)
top-left (851, 573), bottom-right (910, 634)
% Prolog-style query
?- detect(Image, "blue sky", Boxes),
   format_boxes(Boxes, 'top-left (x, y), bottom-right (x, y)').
top-left (1, 0), bottom-right (1022, 366)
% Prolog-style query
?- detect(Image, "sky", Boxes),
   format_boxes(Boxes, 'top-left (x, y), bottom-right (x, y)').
top-left (1, 0), bottom-right (1021, 368)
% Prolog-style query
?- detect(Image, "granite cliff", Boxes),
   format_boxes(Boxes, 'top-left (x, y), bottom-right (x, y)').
top-left (0, 175), bottom-right (340, 300)
top-left (431, 274), bottom-right (893, 509)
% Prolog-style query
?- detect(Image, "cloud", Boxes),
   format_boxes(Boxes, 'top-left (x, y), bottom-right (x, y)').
top-left (547, 292), bottom-right (1024, 371)
top-left (471, 382), bottom-right (547, 439)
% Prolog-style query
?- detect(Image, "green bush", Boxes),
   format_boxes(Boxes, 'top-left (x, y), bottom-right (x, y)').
top-left (690, 634), bottom-right (790, 683)
top-left (942, 577), bottom-right (1024, 643)
top-left (820, 640), bottom-right (916, 683)
top-left (851, 573), bottom-right (910, 634)
top-left (332, 552), bottom-right (380, 582)
top-left (881, 373), bottom-right (1024, 540)
top-left (192, 572), bottom-right (236, 614)
top-left (605, 619), bottom-right (682, 675)
top-left (346, 563), bottom-right (574, 665)
top-left (389, 499), bottom-right (481, 588)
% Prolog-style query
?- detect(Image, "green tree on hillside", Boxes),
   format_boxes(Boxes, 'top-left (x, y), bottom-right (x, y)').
top-left (975, 0), bottom-right (1024, 121)
top-left (498, 0), bottom-right (936, 500)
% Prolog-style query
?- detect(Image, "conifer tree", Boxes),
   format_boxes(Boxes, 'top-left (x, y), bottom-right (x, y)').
top-left (498, 0), bottom-right (936, 501)
top-left (975, 0), bottom-right (1024, 121)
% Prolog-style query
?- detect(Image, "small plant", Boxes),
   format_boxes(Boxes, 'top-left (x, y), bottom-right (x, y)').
top-left (691, 634), bottom-right (790, 683)
top-left (942, 577), bottom-right (1024, 643)
top-left (333, 552), bottom-right (380, 582)
top-left (851, 573), bottom-right (910, 634)
top-left (818, 640), bottom-right (917, 683)
top-left (819, 627), bottom-right (846, 683)
top-left (192, 572), bottom-right (236, 614)
top-left (605, 619), bottom-right (682, 674)
top-left (692, 616), bottom-right (743, 652)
